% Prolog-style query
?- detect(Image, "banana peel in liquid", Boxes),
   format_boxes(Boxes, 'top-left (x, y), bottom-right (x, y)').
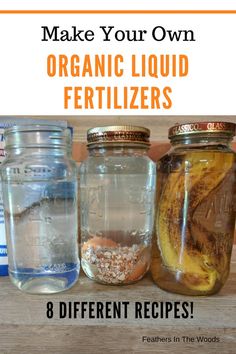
top-left (157, 151), bottom-right (235, 293)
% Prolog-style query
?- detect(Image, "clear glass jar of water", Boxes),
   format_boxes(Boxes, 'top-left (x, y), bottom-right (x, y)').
top-left (0, 125), bottom-right (79, 294)
top-left (80, 126), bottom-right (156, 285)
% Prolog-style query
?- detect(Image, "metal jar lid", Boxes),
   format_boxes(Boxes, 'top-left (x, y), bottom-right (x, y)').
top-left (4, 125), bottom-right (72, 150)
top-left (87, 125), bottom-right (150, 146)
top-left (168, 121), bottom-right (236, 139)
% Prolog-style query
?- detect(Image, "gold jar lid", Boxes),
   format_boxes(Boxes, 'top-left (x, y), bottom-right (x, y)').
top-left (87, 125), bottom-right (150, 146)
top-left (169, 121), bottom-right (236, 139)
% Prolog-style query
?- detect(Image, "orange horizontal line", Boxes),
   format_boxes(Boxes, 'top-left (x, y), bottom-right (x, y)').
top-left (0, 10), bottom-right (236, 14)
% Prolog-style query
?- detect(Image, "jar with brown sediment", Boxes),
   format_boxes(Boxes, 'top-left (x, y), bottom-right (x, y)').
top-left (151, 121), bottom-right (236, 295)
top-left (79, 126), bottom-right (156, 284)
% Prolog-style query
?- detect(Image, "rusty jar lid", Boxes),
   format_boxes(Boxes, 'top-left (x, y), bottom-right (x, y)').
top-left (87, 125), bottom-right (150, 146)
top-left (169, 121), bottom-right (236, 139)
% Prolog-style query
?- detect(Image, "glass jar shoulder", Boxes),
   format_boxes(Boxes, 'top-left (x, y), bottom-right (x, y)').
top-left (0, 152), bottom-right (78, 180)
top-left (158, 146), bottom-right (236, 173)
top-left (79, 154), bottom-right (156, 175)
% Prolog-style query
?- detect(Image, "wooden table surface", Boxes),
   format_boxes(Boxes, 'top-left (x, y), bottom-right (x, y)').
top-left (0, 247), bottom-right (235, 354)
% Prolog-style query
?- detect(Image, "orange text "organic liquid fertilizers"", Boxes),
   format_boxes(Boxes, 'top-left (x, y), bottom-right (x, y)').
top-left (46, 53), bottom-right (189, 110)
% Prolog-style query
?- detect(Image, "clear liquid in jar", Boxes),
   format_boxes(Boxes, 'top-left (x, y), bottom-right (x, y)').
top-left (3, 180), bottom-right (79, 294)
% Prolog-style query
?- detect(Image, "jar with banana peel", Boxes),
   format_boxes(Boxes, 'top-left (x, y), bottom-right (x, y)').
top-left (151, 121), bottom-right (236, 295)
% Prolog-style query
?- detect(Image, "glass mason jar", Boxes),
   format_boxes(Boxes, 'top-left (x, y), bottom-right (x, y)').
top-left (0, 125), bottom-right (79, 294)
top-left (80, 125), bottom-right (156, 285)
top-left (151, 121), bottom-right (236, 295)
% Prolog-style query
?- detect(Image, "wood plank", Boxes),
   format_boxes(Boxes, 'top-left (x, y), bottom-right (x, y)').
top-left (0, 248), bottom-right (235, 353)
top-left (1, 265), bottom-right (235, 327)
top-left (0, 325), bottom-right (235, 354)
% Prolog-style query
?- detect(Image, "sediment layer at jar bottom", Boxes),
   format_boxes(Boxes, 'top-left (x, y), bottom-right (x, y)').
top-left (82, 234), bottom-right (151, 284)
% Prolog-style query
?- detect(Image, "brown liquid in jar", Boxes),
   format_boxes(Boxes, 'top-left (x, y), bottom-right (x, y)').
top-left (151, 148), bottom-right (236, 295)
